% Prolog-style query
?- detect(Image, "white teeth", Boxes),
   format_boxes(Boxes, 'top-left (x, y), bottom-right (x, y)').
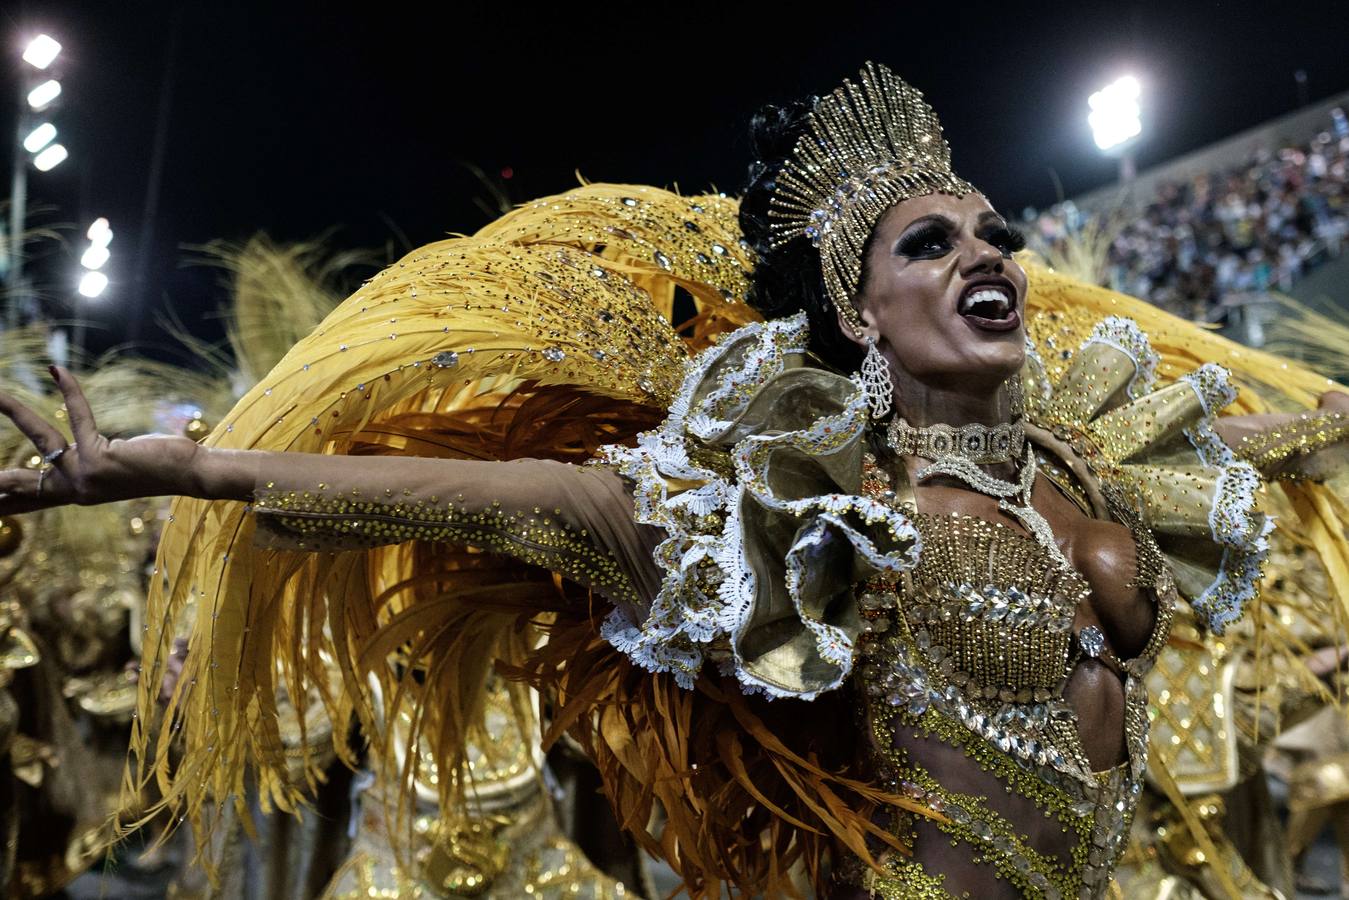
top-left (959, 288), bottom-right (1011, 318)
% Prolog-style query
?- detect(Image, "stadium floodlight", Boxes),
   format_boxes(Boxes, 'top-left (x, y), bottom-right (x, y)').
top-left (22, 34), bottom-right (61, 70)
top-left (32, 143), bottom-right (67, 171)
top-left (81, 245), bottom-right (110, 270)
top-left (78, 271), bottom-right (108, 298)
top-left (87, 217), bottom-right (112, 246)
top-left (22, 122), bottom-right (57, 154)
top-left (1088, 76), bottom-right (1142, 152)
top-left (27, 79), bottom-right (61, 110)
top-left (81, 218), bottom-right (112, 270)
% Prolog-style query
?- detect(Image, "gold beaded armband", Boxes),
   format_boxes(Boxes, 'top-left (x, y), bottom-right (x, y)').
top-left (1236, 410), bottom-right (1349, 479)
top-left (252, 484), bottom-right (642, 607)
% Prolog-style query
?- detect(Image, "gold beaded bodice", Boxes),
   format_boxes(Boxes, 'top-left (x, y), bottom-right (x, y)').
top-left (851, 459), bottom-right (1172, 900)
top-left (903, 512), bottom-right (1088, 700)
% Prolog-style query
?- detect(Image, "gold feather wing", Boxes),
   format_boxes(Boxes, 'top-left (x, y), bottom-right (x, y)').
top-left (123, 185), bottom-right (756, 860)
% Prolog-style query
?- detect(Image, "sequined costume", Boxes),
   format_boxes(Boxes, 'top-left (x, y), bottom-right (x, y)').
top-left (595, 305), bottom-right (1268, 898)
top-left (108, 172), bottom-right (1349, 900)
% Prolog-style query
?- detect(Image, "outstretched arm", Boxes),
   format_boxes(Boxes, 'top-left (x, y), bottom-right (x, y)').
top-left (0, 367), bottom-right (662, 605)
top-left (1215, 390), bottom-right (1349, 482)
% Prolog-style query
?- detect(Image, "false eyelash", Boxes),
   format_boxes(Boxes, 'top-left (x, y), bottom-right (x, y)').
top-left (896, 223), bottom-right (951, 257)
top-left (983, 225), bottom-right (1027, 255)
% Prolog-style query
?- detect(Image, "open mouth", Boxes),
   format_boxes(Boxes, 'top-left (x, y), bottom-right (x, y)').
top-left (957, 281), bottom-right (1020, 332)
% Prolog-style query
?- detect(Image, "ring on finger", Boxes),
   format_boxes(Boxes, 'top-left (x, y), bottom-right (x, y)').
top-left (36, 464), bottom-right (51, 497)
top-left (42, 444), bottom-right (71, 465)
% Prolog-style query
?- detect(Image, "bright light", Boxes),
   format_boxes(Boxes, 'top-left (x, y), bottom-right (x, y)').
top-left (1088, 76), bottom-right (1143, 151)
top-left (78, 271), bottom-right (108, 298)
top-left (22, 122), bottom-right (56, 153)
top-left (32, 143), bottom-right (67, 171)
top-left (26, 79), bottom-right (61, 110)
top-left (22, 34), bottom-right (61, 70)
top-left (87, 218), bottom-right (113, 247)
top-left (81, 245), bottom-right (110, 270)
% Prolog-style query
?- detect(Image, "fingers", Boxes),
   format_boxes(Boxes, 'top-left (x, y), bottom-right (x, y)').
top-left (49, 366), bottom-right (99, 447)
top-left (0, 390), bottom-right (67, 456)
top-left (0, 468), bottom-right (48, 515)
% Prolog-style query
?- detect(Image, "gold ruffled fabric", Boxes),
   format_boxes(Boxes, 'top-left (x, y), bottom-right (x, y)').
top-left (600, 312), bottom-right (919, 699)
top-left (1024, 264), bottom-right (1349, 707)
top-left (598, 293), bottom-right (1275, 707)
top-left (1025, 265), bottom-right (1349, 899)
top-left (1024, 311), bottom-right (1271, 631)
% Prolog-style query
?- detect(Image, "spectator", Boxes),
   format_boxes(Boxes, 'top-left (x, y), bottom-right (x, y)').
top-left (1030, 116), bottom-right (1349, 320)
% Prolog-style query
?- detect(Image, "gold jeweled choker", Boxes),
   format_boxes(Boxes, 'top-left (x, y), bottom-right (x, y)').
top-left (882, 414), bottom-right (1070, 571)
top-left (885, 417), bottom-right (1025, 466)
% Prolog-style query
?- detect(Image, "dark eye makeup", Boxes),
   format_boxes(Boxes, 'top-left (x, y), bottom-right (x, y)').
top-left (978, 223), bottom-right (1027, 256)
top-left (895, 219), bottom-right (1027, 259)
top-left (896, 222), bottom-right (952, 258)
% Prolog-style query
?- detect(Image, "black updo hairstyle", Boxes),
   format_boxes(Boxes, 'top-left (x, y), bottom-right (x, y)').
top-left (739, 98), bottom-right (868, 374)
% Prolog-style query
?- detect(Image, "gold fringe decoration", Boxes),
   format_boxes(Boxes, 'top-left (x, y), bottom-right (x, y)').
top-left (506, 617), bottom-right (928, 898)
top-left (124, 186), bottom-right (920, 898)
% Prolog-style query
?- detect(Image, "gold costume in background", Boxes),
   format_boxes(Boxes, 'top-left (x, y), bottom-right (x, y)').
top-left (322, 678), bottom-right (626, 899)
top-left (0, 331), bottom-right (188, 897)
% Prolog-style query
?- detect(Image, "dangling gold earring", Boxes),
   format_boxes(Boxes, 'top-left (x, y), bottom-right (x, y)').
top-left (859, 336), bottom-right (894, 419)
top-left (1005, 375), bottom-right (1025, 421)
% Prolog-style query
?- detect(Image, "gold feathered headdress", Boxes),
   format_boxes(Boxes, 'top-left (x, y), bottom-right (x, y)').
top-left (767, 61), bottom-right (976, 332)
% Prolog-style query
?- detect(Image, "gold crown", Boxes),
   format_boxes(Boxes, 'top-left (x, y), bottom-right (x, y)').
top-left (767, 62), bottom-right (975, 333)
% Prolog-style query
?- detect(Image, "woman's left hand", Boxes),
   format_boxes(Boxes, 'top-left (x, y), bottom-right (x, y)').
top-left (0, 366), bottom-right (203, 515)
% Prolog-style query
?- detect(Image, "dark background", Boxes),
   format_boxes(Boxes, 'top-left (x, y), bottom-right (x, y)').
top-left (6, 0), bottom-right (1349, 357)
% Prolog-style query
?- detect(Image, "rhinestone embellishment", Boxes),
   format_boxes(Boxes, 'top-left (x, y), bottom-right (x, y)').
top-left (1078, 625), bottom-right (1106, 658)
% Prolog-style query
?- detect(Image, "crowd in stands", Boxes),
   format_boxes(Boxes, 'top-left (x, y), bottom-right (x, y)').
top-left (1027, 108), bottom-right (1349, 321)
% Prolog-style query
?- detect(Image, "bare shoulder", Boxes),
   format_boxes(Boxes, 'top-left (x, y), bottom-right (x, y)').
top-left (1071, 517), bottom-right (1137, 585)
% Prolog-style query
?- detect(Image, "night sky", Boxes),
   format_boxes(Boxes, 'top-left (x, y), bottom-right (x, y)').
top-left (7, 1), bottom-right (1349, 358)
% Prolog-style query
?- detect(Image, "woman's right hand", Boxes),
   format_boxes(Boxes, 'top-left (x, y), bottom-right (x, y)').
top-left (0, 365), bottom-right (205, 514)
